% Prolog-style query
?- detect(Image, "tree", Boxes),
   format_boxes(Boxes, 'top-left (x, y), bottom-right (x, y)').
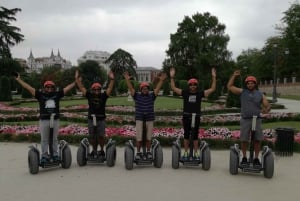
top-left (0, 7), bottom-right (24, 58)
top-left (280, 2), bottom-right (300, 78)
top-left (106, 48), bottom-right (137, 82)
top-left (163, 12), bottom-right (231, 81)
top-left (0, 76), bottom-right (12, 101)
top-left (78, 60), bottom-right (107, 89)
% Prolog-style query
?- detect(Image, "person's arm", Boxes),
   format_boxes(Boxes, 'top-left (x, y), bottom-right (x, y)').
top-left (169, 67), bottom-right (182, 95)
top-left (75, 70), bottom-right (87, 96)
top-left (153, 72), bottom-right (167, 96)
top-left (15, 73), bottom-right (35, 96)
top-left (227, 70), bottom-right (243, 95)
top-left (204, 68), bottom-right (217, 97)
top-left (123, 71), bottom-right (135, 96)
top-left (63, 81), bottom-right (76, 95)
top-left (106, 70), bottom-right (115, 96)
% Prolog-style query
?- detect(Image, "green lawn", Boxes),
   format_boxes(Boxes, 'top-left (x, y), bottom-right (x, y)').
top-left (14, 96), bottom-right (213, 110)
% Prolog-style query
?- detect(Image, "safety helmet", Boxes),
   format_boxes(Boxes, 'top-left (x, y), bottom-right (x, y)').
top-left (139, 82), bottom-right (149, 90)
top-left (91, 82), bottom-right (102, 89)
top-left (188, 78), bottom-right (198, 85)
top-left (245, 76), bottom-right (257, 84)
top-left (43, 81), bottom-right (55, 87)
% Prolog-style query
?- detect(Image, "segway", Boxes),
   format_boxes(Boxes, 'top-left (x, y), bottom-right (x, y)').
top-left (77, 114), bottom-right (116, 167)
top-left (124, 113), bottom-right (163, 170)
top-left (229, 115), bottom-right (274, 178)
top-left (28, 113), bottom-right (72, 174)
top-left (172, 113), bottom-right (211, 170)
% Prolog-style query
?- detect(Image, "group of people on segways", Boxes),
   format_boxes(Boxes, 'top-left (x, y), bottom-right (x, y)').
top-left (15, 66), bottom-right (274, 178)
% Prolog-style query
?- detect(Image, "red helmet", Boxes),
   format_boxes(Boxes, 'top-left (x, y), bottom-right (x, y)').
top-left (188, 78), bottom-right (198, 85)
top-left (91, 83), bottom-right (102, 89)
top-left (245, 76), bottom-right (257, 84)
top-left (139, 82), bottom-right (149, 90)
top-left (43, 80), bottom-right (55, 87)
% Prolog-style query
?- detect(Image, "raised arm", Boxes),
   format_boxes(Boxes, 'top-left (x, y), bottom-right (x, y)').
top-left (15, 73), bottom-right (36, 96)
top-left (153, 72), bottom-right (167, 96)
top-left (63, 74), bottom-right (76, 95)
top-left (75, 70), bottom-right (87, 96)
top-left (106, 70), bottom-right (115, 96)
top-left (123, 71), bottom-right (135, 96)
top-left (204, 68), bottom-right (217, 97)
top-left (227, 70), bottom-right (243, 95)
top-left (169, 67), bottom-right (182, 95)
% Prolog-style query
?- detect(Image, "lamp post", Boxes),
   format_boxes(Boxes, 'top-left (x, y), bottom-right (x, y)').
top-left (272, 44), bottom-right (277, 103)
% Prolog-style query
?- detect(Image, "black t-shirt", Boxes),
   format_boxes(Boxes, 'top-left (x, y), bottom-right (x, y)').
top-left (181, 89), bottom-right (205, 114)
top-left (35, 90), bottom-right (64, 119)
top-left (86, 91), bottom-right (108, 120)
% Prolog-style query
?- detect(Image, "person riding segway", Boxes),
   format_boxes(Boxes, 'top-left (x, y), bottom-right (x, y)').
top-left (227, 71), bottom-right (274, 178)
top-left (123, 71), bottom-right (166, 170)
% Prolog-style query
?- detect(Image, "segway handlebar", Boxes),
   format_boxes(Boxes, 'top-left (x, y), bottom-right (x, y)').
top-left (251, 115), bottom-right (257, 132)
top-left (50, 113), bottom-right (55, 129)
top-left (183, 112), bottom-right (200, 128)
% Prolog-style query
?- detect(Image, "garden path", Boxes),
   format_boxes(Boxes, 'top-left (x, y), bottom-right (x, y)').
top-left (0, 142), bottom-right (299, 201)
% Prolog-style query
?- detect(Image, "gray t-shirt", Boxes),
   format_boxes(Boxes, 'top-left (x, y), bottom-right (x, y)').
top-left (240, 89), bottom-right (263, 119)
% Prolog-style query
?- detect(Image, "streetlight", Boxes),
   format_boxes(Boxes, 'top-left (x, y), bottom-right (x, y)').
top-left (272, 44), bottom-right (289, 103)
top-left (272, 44), bottom-right (278, 103)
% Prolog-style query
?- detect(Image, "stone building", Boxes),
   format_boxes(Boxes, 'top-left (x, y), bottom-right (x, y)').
top-left (77, 50), bottom-right (111, 72)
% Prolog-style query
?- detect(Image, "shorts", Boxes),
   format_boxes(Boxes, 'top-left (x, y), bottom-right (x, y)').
top-left (183, 116), bottom-right (200, 140)
top-left (88, 119), bottom-right (105, 138)
top-left (240, 118), bottom-right (263, 142)
top-left (136, 120), bottom-right (153, 141)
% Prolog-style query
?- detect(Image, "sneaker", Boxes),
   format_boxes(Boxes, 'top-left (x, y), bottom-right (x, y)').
top-left (241, 157), bottom-right (248, 166)
top-left (194, 151), bottom-right (200, 160)
top-left (41, 156), bottom-right (48, 164)
top-left (99, 150), bottom-right (105, 157)
top-left (181, 152), bottom-right (188, 161)
top-left (90, 150), bottom-right (97, 159)
top-left (135, 152), bottom-right (142, 160)
top-left (52, 155), bottom-right (60, 162)
top-left (146, 152), bottom-right (153, 160)
top-left (253, 158), bottom-right (261, 168)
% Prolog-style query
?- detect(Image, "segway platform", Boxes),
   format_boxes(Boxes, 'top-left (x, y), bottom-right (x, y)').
top-left (77, 138), bottom-right (116, 167)
top-left (28, 140), bottom-right (72, 174)
top-left (124, 139), bottom-right (163, 170)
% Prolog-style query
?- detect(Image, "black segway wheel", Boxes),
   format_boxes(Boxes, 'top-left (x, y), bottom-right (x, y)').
top-left (263, 152), bottom-right (274, 178)
top-left (124, 146), bottom-right (134, 170)
top-left (28, 149), bottom-right (39, 174)
top-left (171, 145), bottom-right (180, 169)
top-left (229, 148), bottom-right (239, 175)
top-left (106, 144), bottom-right (116, 167)
top-left (201, 147), bottom-right (211, 170)
top-left (77, 145), bottom-right (87, 166)
top-left (153, 145), bottom-right (163, 168)
top-left (61, 145), bottom-right (72, 169)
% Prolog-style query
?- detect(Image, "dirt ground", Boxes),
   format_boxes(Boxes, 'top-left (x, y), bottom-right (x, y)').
top-left (0, 142), bottom-right (299, 201)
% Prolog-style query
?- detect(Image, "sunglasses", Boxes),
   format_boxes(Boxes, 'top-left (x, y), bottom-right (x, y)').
top-left (45, 86), bottom-right (54, 89)
top-left (92, 88), bottom-right (101, 91)
top-left (189, 84), bottom-right (197, 86)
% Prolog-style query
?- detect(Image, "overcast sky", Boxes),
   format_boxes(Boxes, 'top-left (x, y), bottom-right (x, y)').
top-left (2, 0), bottom-right (293, 68)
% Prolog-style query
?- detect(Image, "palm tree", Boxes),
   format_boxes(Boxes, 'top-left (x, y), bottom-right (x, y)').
top-left (0, 7), bottom-right (24, 58)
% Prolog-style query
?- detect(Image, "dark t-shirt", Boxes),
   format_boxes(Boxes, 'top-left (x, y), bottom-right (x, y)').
top-left (35, 90), bottom-right (64, 119)
top-left (86, 91), bottom-right (108, 120)
top-left (181, 89), bottom-right (205, 114)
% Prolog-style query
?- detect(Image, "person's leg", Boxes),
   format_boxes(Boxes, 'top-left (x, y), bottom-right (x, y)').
top-left (183, 117), bottom-right (191, 154)
top-left (240, 118), bottom-right (251, 163)
top-left (254, 119), bottom-right (263, 159)
top-left (97, 120), bottom-right (106, 156)
top-left (39, 120), bottom-right (50, 158)
top-left (135, 120), bottom-right (143, 155)
top-left (52, 120), bottom-right (59, 157)
top-left (145, 121), bottom-right (153, 151)
top-left (88, 120), bottom-right (97, 154)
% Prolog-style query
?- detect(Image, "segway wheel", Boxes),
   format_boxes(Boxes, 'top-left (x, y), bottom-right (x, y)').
top-left (229, 148), bottom-right (239, 175)
top-left (106, 144), bottom-right (116, 167)
top-left (77, 145), bottom-right (87, 166)
top-left (171, 145), bottom-right (180, 169)
top-left (61, 145), bottom-right (72, 169)
top-left (201, 147), bottom-right (211, 170)
top-left (124, 146), bottom-right (134, 170)
top-left (263, 152), bottom-right (274, 178)
top-left (153, 145), bottom-right (163, 168)
top-left (28, 149), bottom-right (39, 174)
